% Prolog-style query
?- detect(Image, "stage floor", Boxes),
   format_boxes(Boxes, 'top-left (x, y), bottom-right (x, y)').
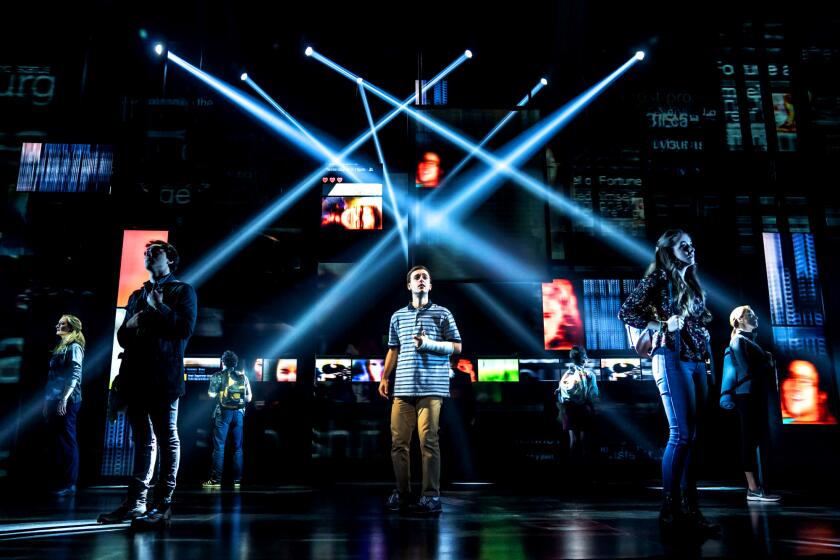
top-left (1, 483), bottom-right (839, 559)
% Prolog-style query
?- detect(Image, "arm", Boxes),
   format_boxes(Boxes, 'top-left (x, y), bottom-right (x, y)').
top-left (57, 344), bottom-right (84, 416)
top-left (730, 335), bottom-right (750, 378)
top-left (147, 284), bottom-right (198, 340)
top-left (619, 272), bottom-right (663, 330)
top-left (117, 291), bottom-right (141, 348)
top-left (378, 347), bottom-right (399, 399)
top-left (208, 374), bottom-right (219, 398)
top-left (417, 311), bottom-right (462, 355)
top-left (244, 376), bottom-right (253, 403)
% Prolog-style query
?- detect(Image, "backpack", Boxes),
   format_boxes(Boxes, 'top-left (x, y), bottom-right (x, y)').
top-left (719, 337), bottom-right (751, 410)
top-left (219, 369), bottom-right (248, 409)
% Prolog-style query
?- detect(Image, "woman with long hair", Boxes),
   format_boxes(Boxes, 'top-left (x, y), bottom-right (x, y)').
top-left (619, 230), bottom-right (717, 534)
top-left (43, 314), bottom-right (86, 496)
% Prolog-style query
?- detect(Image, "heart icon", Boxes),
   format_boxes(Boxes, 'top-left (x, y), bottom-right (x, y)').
top-left (322, 177), bottom-right (328, 183)
top-left (329, 177), bottom-right (336, 183)
top-left (336, 177), bottom-right (343, 183)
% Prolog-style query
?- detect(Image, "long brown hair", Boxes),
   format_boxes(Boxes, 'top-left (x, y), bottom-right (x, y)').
top-left (54, 314), bottom-right (86, 352)
top-left (645, 230), bottom-right (711, 323)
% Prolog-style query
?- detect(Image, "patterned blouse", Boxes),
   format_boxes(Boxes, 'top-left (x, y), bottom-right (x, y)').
top-left (619, 268), bottom-right (710, 362)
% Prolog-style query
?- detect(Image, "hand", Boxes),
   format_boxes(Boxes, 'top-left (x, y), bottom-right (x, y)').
top-left (147, 287), bottom-right (163, 309)
top-left (413, 334), bottom-right (426, 349)
top-left (378, 378), bottom-right (390, 399)
top-left (666, 315), bottom-right (684, 332)
top-left (125, 312), bottom-right (142, 329)
top-left (57, 399), bottom-right (67, 416)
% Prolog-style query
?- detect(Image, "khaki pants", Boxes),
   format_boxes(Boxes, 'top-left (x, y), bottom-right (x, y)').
top-left (390, 396), bottom-right (442, 497)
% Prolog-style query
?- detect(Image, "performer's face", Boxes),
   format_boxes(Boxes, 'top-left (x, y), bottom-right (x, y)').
top-left (672, 233), bottom-right (696, 267)
top-left (782, 362), bottom-right (821, 421)
top-left (408, 269), bottom-right (431, 296)
top-left (144, 244), bottom-right (171, 274)
top-left (56, 316), bottom-right (71, 336)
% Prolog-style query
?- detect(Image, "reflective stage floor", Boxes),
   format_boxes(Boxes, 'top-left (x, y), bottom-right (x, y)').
top-left (1, 483), bottom-right (839, 559)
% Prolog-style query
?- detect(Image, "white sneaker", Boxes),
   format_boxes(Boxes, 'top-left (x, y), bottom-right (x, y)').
top-left (747, 488), bottom-right (781, 502)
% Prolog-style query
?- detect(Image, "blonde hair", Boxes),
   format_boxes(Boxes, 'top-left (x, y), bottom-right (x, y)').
top-left (729, 305), bottom-right (752, 340)
top-left (54, 314), bottom-right (86, 351)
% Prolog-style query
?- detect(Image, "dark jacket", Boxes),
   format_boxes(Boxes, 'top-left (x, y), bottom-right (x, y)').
top-left (117, 274), bottom-right (197, 400)
top-left (720, 331), bottom-right (774, 408)
top-left (46, 342), bottom-right (84, 404)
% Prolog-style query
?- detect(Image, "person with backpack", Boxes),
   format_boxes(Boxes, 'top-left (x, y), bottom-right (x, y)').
top-left (720, 306), bottom-right (781, 503)
top-left (556, 346), bottom-right (599, 464)
top-left (619, 230), bottom-right (717, 535)
top-left (203, 350), bottom-right (252, 489)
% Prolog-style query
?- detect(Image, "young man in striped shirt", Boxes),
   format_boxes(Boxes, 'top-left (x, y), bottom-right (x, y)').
top-left (379, 265), bottom-right (462, 514)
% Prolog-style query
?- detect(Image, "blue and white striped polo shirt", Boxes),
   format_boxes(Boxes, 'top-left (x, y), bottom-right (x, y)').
top-left (388, 301), bottom-right (461, 397)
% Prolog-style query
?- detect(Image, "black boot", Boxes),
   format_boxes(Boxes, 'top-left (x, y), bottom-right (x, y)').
top-left (130, 501), bottom-right (172, 531)
top-left (98, 499), bottom-right (146, 524)
top-left (682, 492), bottom-right (719, 535)
top-left (658, 492), bottom-right (681, 532)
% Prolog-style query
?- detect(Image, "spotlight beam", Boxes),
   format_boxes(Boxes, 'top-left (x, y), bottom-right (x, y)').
top-left (166, 51), bottom-right (331, 165)
top-left (243, 76), bottom-right (349, 174)
top-left (181, 52), bottom-right (471, 286)
top-left (443, 76), bottom-right (550, 187)
top-left (358, 83), bottom-right (409, 262)
top-left (462, 284), bottom-right (545, 354)
top-left (309, 49), bottom-right (649, 263)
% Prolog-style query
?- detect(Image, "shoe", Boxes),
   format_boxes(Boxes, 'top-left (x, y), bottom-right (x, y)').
top-left (233, 480), bottom-right (241, 490)
top-left (682, 494), bottom-right (720, 534)
top-left (131, 502), bottom-right (172, 531)
top-left (53, 485), bottom-right (76, 497)
top-left (201, 479), bottom-right (221, 489)
top-left (385, 489), bottom-right (408, 512)
top-left (658, 492), bottom-right (681, 532)
top-left (98, 500), bottom-right (146, 524)
top-left (412, 495), bottom-right (443, 515)
top-left (747, 488), bottom-right (781, 503)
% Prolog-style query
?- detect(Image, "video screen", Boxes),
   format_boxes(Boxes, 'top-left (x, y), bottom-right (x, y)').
top-left (17, 143), bottom-right (113, 193)
top-left (542, 279), bottom-right (584, 351)
top-left (245, 358), bottom-right (298, 382)
top-left (582, 279), bottom-right (640, 351)
top-left (184, 357), bottom-right (221, 382)
top-left (477, 358), bottom-right (519, 382)
top-left (778, 359), bottom-right (837, 425)
top-left (321, 183), bottom-right (383, 230)
top-left (519, 359), bottom-right (561, 381)
top-left (316, 358), bottom-right (352, 382)
top-left (452, 358), bottom-right (477, 382)
top-left (601, 358), bottom-right (644, 381)
top-left (351, 358), bottom-right (385, 382)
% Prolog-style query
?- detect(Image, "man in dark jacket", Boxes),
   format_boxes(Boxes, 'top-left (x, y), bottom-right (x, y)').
top-left (98, 240), bottom-right (197, 529)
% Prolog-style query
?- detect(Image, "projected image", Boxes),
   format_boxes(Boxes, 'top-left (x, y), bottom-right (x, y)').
top-left (351, 358), bottom-right (385, 382)
top-left (582, 279), bottom-right (640, 351)
top-left (246, 358), bottom-right (298, 382)
top-left (275, 359), bottom-right (298, 382)
top-left (779, 360), bottom-right (837, 425)
top-left (316, 358), bottom-right (352, 382)
top-left (452, 358), bottom-right (477, 382)
top-left (478, 358), bottom-right (519, 382)
top-left (519, 359), bottom-right (562, 381)
top-left (184, 357), bottom-right (221, 382)
top-left (601, 358), bottom-right (643, 381)
top-left (17, 143), bottom-right (113, 193)
top-left (321, 182), bottom-right (383, 230)
top-left (416, 151), bottom-right (442, 188)
top-left (542, 279), bottom-right (584, 351)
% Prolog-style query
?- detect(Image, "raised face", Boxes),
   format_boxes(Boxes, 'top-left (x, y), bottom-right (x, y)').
top-left (671, 233), bottom-right (696, 267)
top-left (782, 361), bottom-right (821, 421)
top-left (739, 308), bottom-right (758, 330)
top-left (56, 317), bottom-right (71, 337)
top-left (144, 244), bottom-right (171, 274)
top-left (407, 268), bottom-right (431, 296)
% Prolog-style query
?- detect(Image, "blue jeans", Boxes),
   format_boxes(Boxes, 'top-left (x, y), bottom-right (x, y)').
top-left (47, 400), bottom-right (80, 488)
top-left (211, 408), bottom-right (244, 481)
top-left (652, 348), bottom-right (708, 496)
top-left (127, 399), bottom-right (180, 505)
